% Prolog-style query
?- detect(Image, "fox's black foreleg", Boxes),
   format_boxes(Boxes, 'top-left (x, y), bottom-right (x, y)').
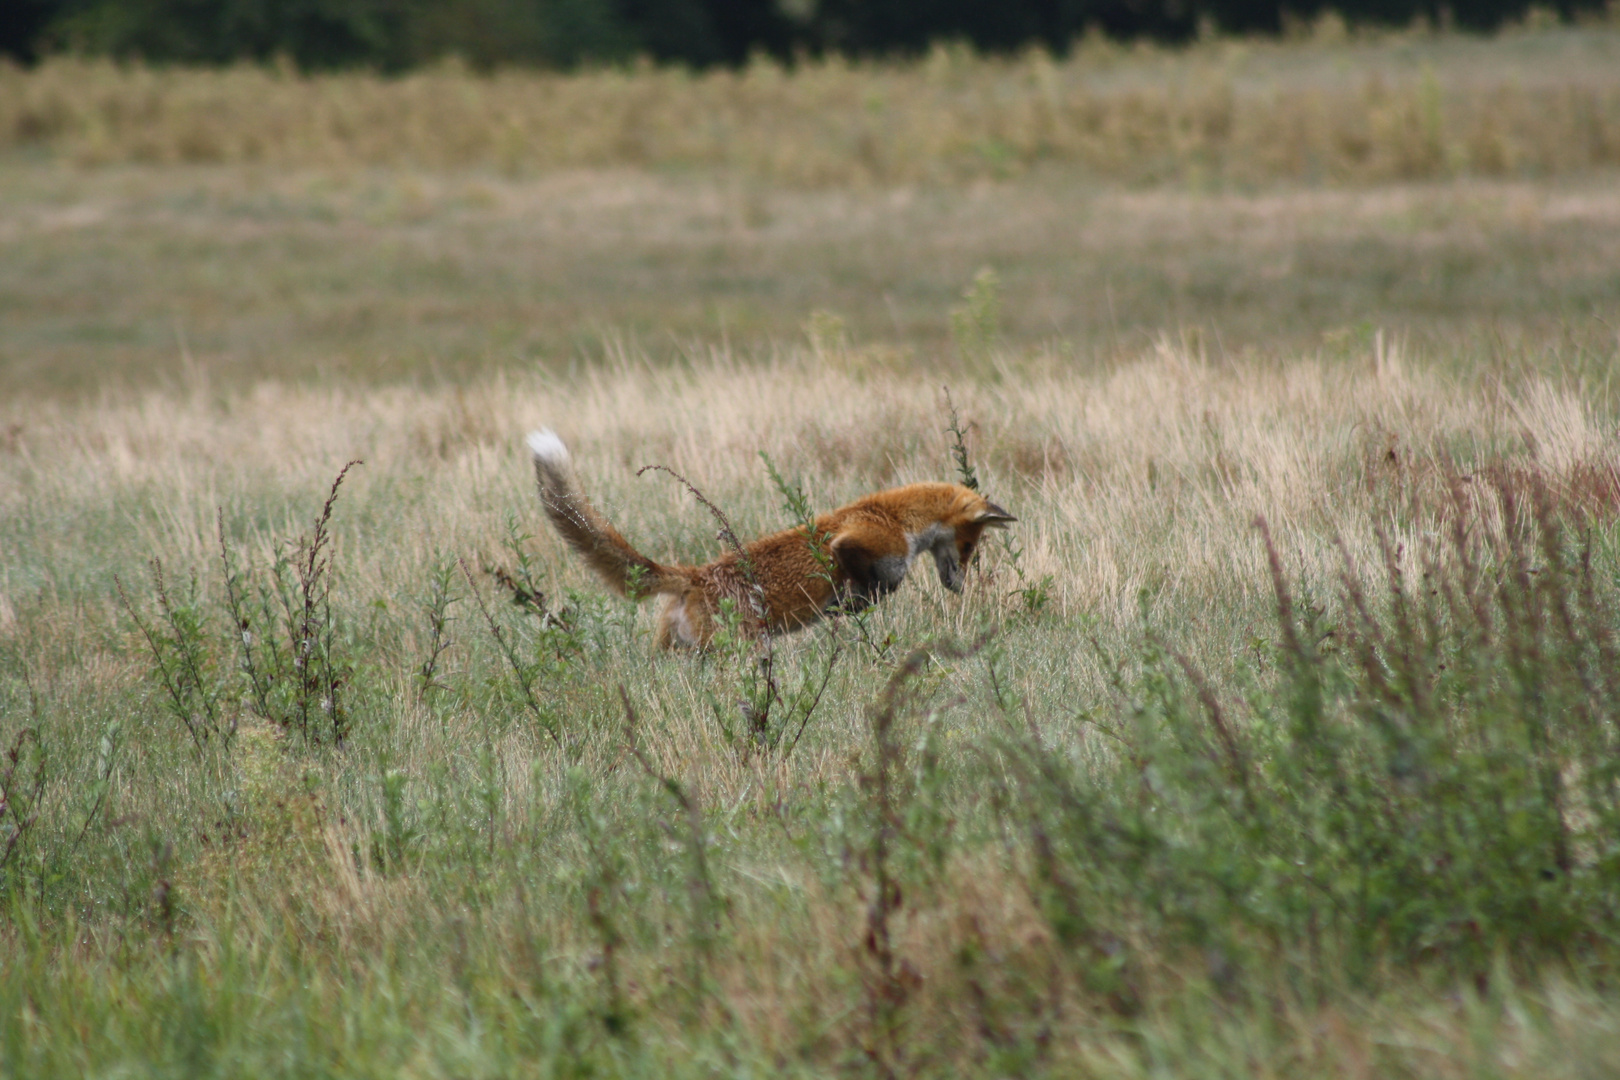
top-left (829, 539), bottom-right (907, 615)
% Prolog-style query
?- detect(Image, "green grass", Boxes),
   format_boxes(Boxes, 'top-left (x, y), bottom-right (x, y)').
top-left (4, 346), bottom-right (1620, 1075)
top-left (2, 161), bottom-right (1619, 398)
top-left (6, 24), bottom-right (1620, 1079)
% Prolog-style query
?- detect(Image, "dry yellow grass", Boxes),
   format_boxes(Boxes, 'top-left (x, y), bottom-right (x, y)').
top-left (7, 338), bottom-right (1614, 718)
top-left (5, 23), bottom-right (1620, 185)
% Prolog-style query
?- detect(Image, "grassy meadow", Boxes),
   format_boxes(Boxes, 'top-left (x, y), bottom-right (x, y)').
top-left (6, 19), bottom-right (1620, 1078)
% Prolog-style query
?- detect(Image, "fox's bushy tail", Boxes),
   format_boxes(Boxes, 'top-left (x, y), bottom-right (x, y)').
top-left (527, 429), bottom-right (687, 599)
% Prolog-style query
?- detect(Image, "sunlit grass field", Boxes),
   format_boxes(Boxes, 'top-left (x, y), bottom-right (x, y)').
top-left (5, 21), bottom-right (1620, 1078)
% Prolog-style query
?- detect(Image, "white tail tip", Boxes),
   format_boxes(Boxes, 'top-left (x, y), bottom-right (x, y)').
top-left (526, 428), bottom-right (569, 465)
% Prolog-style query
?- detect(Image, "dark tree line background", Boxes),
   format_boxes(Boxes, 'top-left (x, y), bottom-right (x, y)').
top-left (0, 0), bottom-right (1605, 71)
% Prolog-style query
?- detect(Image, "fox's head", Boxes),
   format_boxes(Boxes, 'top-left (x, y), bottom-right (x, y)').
top-left (931, 489), bottom-right (1017, 593)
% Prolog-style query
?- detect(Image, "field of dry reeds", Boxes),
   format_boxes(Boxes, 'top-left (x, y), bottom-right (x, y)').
top-left (6, 18), bottom-right (1620, 185)
top-left (4, 20), bottom-right (1620, 1078)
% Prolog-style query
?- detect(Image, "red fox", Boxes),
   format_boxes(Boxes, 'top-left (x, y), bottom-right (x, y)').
top-left (526, 429), bottom-right (1016, 649)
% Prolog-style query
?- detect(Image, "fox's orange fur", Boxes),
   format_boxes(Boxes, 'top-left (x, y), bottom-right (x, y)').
top-left (526, 429), bottom-right (1015, 649)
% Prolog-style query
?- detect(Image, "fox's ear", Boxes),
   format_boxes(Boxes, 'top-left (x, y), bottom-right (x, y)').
top-left (974, 501), bottom-right (1017, 528)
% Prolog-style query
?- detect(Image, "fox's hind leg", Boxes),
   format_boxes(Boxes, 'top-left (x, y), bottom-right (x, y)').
top-left (654, 591), bottom-right (714, 649)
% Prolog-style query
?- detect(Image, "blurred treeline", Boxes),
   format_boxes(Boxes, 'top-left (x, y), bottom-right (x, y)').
top-left (0, 0), bottom-right (1609, 71)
